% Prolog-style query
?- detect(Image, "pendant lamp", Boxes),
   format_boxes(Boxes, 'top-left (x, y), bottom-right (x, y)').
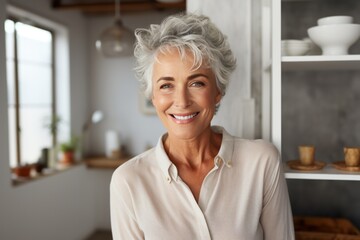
top-left (95, 0), bottom-right (134, 57)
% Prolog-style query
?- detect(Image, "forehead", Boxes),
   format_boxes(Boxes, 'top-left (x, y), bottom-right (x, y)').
top-left (153, 46), bottom-right (209, 73)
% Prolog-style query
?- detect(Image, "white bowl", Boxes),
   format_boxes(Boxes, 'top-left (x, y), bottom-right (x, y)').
top-left (317, 15), bottom-right (353, 26)
top-left (281, 39), bottom-right (310, 56)
top-left (302, 37), bottom-right (322, 55)
top-left (307, 24), bottom-right (360, 55)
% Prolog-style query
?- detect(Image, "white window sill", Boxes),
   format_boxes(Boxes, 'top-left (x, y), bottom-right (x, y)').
top-left (11, 162), bottom-right (84, 186)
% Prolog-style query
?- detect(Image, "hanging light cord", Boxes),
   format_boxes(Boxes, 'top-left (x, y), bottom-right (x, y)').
top-left (115, 0), bottom-right (120, 20)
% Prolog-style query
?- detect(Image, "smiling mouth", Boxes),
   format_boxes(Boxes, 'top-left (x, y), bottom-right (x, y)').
top-left (170, 112), bottom-right (199, 120)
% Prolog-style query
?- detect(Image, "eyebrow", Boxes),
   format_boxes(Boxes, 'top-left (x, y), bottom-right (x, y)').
top-left (156, 77), bottom-right (174, 83)
top-left (188, 73), bottom-right (209, 80)
top-left (156, 73), bottom-right (209, 83)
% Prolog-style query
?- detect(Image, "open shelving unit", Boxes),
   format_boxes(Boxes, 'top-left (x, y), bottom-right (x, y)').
top-left (269, 0), bottom-right (360, 181)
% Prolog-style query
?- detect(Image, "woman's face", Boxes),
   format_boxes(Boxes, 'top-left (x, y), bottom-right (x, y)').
top-left (151, 48), bottom-right (221, 140)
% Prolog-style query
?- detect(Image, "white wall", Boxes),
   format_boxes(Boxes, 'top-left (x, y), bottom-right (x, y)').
top-left (187, 0), bottom-right (256, 139)
top-left (0, 1), bottom-right (97, 239)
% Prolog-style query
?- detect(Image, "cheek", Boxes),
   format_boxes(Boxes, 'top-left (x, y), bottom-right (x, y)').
top-left (200, 90), bottom-right (220, 107)
top-left (152, 93), bottom-right (170, 110)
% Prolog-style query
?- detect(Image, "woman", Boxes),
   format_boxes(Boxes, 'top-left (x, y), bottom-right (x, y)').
top-left (110, 13), bottom-right (295, 240)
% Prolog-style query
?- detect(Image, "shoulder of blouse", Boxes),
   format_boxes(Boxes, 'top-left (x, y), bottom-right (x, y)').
top-left (111, 147), bottom-right (157, 184)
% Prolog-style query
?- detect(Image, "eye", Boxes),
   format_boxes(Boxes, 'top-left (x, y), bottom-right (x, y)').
top-left (160, 83), bottom-right (172, 89)
top-left (191, 81), bottom-right (205, 87)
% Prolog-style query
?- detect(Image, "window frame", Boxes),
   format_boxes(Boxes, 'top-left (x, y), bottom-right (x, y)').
top-left (6, 15), bottom-right (57, 167)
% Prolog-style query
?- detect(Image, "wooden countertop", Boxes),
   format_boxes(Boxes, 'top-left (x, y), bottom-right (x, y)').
top-left (85, 156), bottom-right (131, 169)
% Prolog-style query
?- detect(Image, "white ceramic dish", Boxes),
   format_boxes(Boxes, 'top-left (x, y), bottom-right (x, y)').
top-left (281, 39), bottom-right (310, 56)
top-left (308, 24), bottom-right (360, 55)
top-left (282, 45), bottom-right (310, 56)
top-left (317, 15), bottom-right (353, 26)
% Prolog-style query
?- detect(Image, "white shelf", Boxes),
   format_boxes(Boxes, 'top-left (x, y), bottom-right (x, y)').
top-left (282, 55), bottom-right (360, 71)
top-left (284, 163), bottom-right (360, 181)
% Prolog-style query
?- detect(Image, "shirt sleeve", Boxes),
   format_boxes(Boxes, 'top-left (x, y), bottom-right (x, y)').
top-left (110, 169), bottom-right (144, 240)
top-left (260, 152), bottom-right (295, 240)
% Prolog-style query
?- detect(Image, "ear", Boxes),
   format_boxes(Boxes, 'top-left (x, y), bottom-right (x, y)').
top-left (150, 96), bottom-right (155, 106)
top-left (215, 89), bottom-right (222, 105)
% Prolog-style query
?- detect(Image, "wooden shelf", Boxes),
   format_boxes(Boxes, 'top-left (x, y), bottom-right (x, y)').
top-left (284, 163), bottom-right (360, 181)
top-left (85, 157), bottom-right (130, 169)
top-left (282, 55), bottom-right (360, 71)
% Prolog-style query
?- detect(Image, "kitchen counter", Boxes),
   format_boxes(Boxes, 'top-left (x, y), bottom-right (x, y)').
top-left (85, 156), bottom-right (130, 169)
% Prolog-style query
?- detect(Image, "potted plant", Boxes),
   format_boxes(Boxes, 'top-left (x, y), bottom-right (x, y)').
top-left (13, 164), bottom-right (33, 178)
top-left (60, 136), bottom-right (79, 165)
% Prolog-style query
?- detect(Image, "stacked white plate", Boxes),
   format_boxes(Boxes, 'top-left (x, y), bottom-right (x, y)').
top-left (281, 39), bottom-right (310, 56)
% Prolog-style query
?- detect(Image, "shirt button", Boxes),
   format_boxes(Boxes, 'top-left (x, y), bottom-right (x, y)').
top-left (166, 176), bottom-right (171, 183)
top-left (226, 161), bottom-right (232, 167)
top-left (216, 157), bottom-right (222, 166)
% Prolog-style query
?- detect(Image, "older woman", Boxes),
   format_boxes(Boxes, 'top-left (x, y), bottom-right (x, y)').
top-left (110, 13), bottom-right (294, 240)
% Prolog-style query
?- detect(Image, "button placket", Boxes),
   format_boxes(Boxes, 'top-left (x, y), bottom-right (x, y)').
top-left (180, 181), bottom-right (212, 240)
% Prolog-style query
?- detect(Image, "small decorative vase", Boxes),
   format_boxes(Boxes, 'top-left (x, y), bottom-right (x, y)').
top-left (14, 165), bottom-right (32, 178)
top-left (62, 151), bottom-right (75, 165)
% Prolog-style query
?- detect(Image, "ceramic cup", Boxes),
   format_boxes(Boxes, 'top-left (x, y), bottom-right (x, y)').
top-left (344, 147), bottom-right (360, 167)
top-left (298, 145), bottom-right (315, 166)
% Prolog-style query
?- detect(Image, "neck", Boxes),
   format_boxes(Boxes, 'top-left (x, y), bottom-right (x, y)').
top-left (163, 127), bottom-right (222, 169)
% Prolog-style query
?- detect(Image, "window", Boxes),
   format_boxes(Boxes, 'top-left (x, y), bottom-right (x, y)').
top-left (5, 18), bottom-right (55, 168)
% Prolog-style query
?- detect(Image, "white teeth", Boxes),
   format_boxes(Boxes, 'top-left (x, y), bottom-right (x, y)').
top-left (173, 113), bottom-right (197, 120)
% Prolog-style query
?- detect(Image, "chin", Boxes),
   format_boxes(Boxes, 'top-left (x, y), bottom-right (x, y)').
top-left (168, 125), bottom-right (210, 140)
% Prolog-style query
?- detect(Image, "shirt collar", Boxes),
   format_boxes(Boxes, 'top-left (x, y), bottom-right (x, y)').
top-left (155, 134), bottom-right (175, 183)
top-left (155, 126), bottom-right (235, 183)
top-left (212, 126), bottom-right (234, 168)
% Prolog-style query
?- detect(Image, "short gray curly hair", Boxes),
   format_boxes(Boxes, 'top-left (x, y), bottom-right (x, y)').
top-left (133, 13), bottom-right (236, 99)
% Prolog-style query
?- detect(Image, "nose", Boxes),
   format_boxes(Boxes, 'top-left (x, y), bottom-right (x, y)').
top-left (174, 86), bottom-right (192, 108)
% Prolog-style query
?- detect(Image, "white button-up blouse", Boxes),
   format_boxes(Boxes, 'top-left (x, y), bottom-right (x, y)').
top-left (110, 127), bottom-right (295, 240)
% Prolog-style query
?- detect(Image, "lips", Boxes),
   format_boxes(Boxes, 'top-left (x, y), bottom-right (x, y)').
top-left (170, 112), bottom-right (199, 121)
